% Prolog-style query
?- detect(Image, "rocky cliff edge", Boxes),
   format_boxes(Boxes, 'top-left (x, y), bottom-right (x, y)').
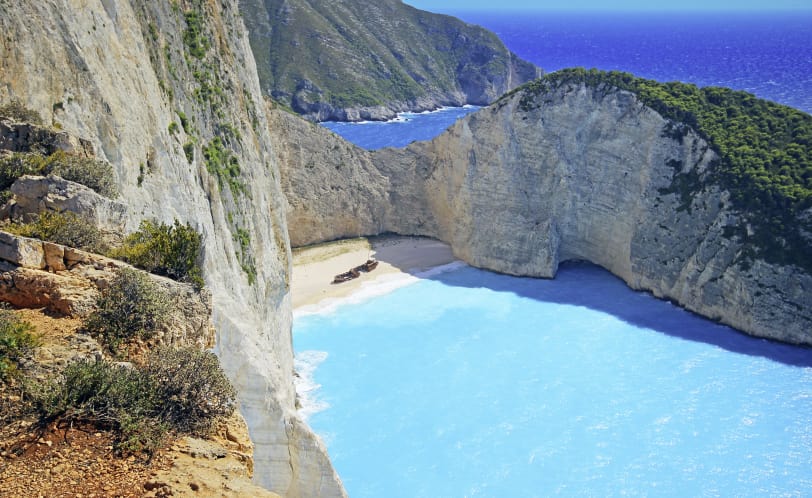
top-left (0, 0), bottom-right (344, 495)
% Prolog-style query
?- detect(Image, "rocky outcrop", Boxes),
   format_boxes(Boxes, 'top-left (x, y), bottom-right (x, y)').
top-left (0, 231), bottom-right (214, 348)
top-left (146, 412), bottom-right (281, 498)
top-left (0, 119), bottom-right (94, 157)
top-left (3, 175), bottom-right (127, 235)
top-left (241, 0), bottom-right (541, 121)
top-left (280, 83), bottom-right (811, 346)
top-left (375, 84), bottom-right (811, 345)
top-left (0, 1), bottom-right (343, 496)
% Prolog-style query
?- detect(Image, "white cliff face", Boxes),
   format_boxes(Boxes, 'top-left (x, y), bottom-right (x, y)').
top-left (269, 107), bottom-right (389, 247)
top-left (280, 82), bottom-right (811, 346)
top-left (375, 84), bottom-right (811, 345)
top-left (0, 1), bottom-right (344, 496)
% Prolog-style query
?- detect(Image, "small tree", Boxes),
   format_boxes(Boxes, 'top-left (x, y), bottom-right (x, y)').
top-left (43, 151), bottom-right (119, 198)
top-left (144, 347), bottom-right (236, 435)
top-left (0, 100), bottom-right (43, 124)
top-left (31, 358), bottom-right (167, 454)
top-left (0, 153), bottom-right (47, 190)
top-left (84, 268), bottom-right (170, 353)
top-left (31, 347), bottom-right (236, 455)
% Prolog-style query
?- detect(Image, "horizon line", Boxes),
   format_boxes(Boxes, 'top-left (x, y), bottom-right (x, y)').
top-left (436, 7), bottom-right (812, 12)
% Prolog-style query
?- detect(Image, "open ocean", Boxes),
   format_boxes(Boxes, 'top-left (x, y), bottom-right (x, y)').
top-left (455, 10), bottom-right (812, 115)
top-left (301, 11), bottom-right (812, 497)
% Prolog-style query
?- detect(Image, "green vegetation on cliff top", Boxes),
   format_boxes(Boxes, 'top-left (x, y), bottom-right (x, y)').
top-left (513, 68), bottom-right (812, 272)
top-left (239, 0), bottom-right (538, 116)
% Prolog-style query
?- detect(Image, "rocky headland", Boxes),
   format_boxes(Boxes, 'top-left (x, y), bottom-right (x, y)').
top-left (240, 0), bottom-right (541, 121)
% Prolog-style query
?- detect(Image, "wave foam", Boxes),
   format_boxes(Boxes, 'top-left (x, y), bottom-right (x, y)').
top-left (294, 350), bottom-right (329, 421)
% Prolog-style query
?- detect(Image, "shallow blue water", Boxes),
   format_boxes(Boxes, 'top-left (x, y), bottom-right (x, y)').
top-left (320, 106), bottom-right (480, 150)
top-left (294, 263), bottom-right (812, 497)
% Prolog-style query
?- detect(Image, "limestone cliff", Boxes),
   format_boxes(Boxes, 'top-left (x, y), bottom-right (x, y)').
top-left (268, 106), bottom-right (389, 246)
top-left (0, 0), bottom-right (343, 495)
top-left (280, 80), bottom-right (811, 346)
top-left (240, 0), bottom-right (541, 121)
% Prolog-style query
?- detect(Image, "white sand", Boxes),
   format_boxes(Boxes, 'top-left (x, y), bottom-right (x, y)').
top-left (291, 235), bottom-right (456, 309)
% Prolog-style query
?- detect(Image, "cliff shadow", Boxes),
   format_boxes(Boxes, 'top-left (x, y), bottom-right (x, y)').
top-left (395, 258), bottom-right (812, 368)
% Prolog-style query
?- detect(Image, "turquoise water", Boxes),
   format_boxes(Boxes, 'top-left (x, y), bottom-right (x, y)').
top-left (293, 263), bottom-right (812, 497)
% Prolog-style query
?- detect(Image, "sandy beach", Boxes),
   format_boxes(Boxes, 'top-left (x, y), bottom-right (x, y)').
top-left (291, 235), bottom-right (457, 309)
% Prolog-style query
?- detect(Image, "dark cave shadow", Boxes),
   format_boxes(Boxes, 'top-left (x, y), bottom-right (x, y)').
top-left (374, 245), bottom-right (812, 368)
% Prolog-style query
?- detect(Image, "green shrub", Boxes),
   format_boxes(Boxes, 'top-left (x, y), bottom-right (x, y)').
top-left (9, 211), bottom-right (106, 253)
top-left (32, 346), bottom-right (235, 454)
top-left (32, 358), bottom-right (167, 453)
top-left (203, 137), bottom-right (245, 196)
top-left (84, 267), bottom-right (170, 353)
top-left (515, 68), bottom-right (812, 271)
top-left (178, 111), bottom-right (190, 134)
top-left (0, 307), bottom-right (39, 382)
top-left (183, 10), bottom-right (210, 59)
top-left (43, 151), bottom-right (119, 198)
top-left (109, 219), bottom-right (204, 288)
top-left (183, 141), bottom-right (195, 163)
top-left (144, 347), bottom-right (236, 435)
top-left (0, 151), bottom-right (118, 199)
top-left (0, 100), bottom-right (43, 125)
top-left (0, 153), bottom-right (47, 190)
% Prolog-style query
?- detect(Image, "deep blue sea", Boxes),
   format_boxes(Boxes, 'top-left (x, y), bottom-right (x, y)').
top-left (300, 11), bottom-right (812, 497)
top-left (322, 11), bottom-right (811, 150)
top-left (456, 11), bottom-right (812, 115)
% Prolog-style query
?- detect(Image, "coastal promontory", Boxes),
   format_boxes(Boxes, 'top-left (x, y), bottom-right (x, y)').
top-left (240, 0), bottom-right (541, 121)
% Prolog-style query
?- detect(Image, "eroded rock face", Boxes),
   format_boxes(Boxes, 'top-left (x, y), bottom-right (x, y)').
top-left (378, 85), bottom-right (811, 344)
top-left (5, 175), bottom-right (127, 235)
top-left (146, 412), bottom-right (281, 498)
top-left (281, 83), bottom-right (811, 346)
top-left (0, 2), bottom-right (344, 496)
top-left (269, 108), bottom-right (389, 246)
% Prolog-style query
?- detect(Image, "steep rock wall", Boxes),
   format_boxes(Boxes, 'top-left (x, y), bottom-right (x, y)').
top-left (281, 83), bottom-right (811, 345)
top-left (0, 1), bottom-right (343, 495)
top-left (269, 107), bottom-right (388, 246)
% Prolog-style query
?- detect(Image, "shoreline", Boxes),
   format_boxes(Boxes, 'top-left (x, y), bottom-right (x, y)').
top-left (318, 104), bottom-right (481, 125)
top-left (291, 235), bottom-right (458, 311)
